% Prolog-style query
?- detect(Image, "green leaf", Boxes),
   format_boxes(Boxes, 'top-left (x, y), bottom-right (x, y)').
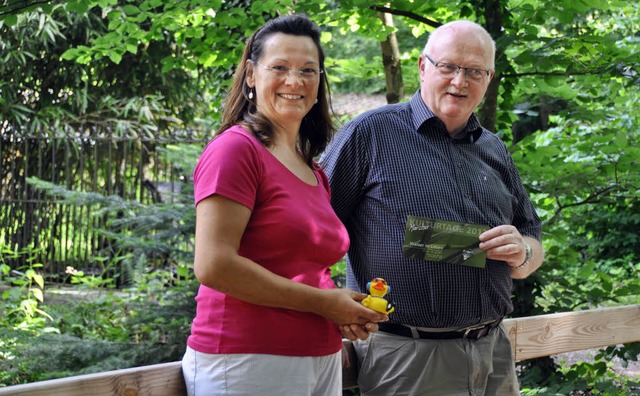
top-left (97, 0), bottom-right (118, 7)
top-left (31, 288), bottom-right (44, 302)
top-left (108, 51), bottom-right (123, 64)
top-left (122, 5), bottom-right (140, 16)
top-left (34, 274), bottom-right (45, 289)
top-left (65, 0), bottom-right (90, 13)
top-left (3, 14), bottom-right (18, 26)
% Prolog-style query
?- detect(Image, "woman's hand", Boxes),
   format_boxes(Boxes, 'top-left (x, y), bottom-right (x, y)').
top-left (316, 288), bottom-right (388, 326)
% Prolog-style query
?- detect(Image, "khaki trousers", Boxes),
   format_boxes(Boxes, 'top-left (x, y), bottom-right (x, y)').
top-left (353, 324), bottom-right (519, 396)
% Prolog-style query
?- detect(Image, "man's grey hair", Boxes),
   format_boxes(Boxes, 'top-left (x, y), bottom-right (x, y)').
top-left (423, 20), bottom-right (496, 67)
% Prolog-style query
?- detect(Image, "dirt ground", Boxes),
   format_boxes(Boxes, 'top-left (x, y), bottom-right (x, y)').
top-left (332, 93), bottom-right (388, 117)
top-left (554, 348), bottom-right (640, 378)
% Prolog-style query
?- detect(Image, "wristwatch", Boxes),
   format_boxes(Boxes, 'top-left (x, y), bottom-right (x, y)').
top-left (515, 242), bottom-right (533, 268)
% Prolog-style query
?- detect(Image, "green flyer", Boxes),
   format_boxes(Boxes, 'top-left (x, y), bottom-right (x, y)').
top-left (402, 216), bottom-right (490, 268)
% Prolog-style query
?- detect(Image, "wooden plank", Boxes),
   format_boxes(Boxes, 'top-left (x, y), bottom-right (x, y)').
top-left (504, 318), bottom-right (517, 359)
top-left (509, 304), bottom-right (640, 361)
top-left (0, 362), bottom-right (185, 396)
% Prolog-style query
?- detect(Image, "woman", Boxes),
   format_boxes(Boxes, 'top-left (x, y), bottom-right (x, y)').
top-left (182, 14), bottom-right (387, 396)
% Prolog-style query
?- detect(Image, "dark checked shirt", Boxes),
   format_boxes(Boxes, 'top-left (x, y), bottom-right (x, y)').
top-left (321, 91), bottom-right (542, 328)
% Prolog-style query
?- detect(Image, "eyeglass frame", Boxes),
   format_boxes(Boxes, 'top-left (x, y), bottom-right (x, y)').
top-left (252, 60), bottom-right (324, 80)
top-left (423, 54), bottom-right (492, 82)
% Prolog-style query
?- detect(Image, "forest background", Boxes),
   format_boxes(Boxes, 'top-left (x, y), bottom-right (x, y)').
top-left (0, 0), bottom-right (639, 395)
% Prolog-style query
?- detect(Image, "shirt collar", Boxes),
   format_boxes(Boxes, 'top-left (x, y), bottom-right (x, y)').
top-left (410, 90), bottom-right (483, 144)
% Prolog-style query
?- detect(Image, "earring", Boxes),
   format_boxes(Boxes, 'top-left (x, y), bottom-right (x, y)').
top-left (248, 90), bottom-right (254, 100)
top-left (314, 98), bottom-right (318, 104)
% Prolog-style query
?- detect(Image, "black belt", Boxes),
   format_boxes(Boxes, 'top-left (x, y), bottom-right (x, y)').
top-left (378, 320), bottom-right (502, 340)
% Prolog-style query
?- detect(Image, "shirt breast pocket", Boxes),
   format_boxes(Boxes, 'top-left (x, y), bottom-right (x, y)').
top-left (475, 169), bottom-right (514, 224)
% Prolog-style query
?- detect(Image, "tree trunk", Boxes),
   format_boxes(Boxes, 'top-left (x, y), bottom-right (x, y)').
top-left (379, 12), bottom-right (403, 104)
top-left (477, 0), bottom-right (504, 133)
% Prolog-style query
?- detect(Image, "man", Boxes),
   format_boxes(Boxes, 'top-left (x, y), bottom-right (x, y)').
top-left (321, 20), bottom-right (544, 395)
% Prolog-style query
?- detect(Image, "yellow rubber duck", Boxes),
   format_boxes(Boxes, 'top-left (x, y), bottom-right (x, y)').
top-left (361, 277), bottom-right (395, 314)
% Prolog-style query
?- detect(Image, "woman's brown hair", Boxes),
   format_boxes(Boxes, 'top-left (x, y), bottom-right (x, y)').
top-left (216, 14), bottom-right (334, 167)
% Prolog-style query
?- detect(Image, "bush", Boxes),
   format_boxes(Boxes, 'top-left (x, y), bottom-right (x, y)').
top-left (0, 267), bottom-right (197, 386)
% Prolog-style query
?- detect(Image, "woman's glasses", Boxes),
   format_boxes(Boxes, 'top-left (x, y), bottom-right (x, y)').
top-left (253, 61), bottom-right (323, 80)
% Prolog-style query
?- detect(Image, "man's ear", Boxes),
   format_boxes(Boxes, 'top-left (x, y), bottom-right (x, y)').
top-left (418, 55), bottom-right (427, 82)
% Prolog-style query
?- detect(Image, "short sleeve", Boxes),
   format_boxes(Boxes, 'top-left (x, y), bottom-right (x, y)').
top-left (193, 128), bottom-right (262, 209)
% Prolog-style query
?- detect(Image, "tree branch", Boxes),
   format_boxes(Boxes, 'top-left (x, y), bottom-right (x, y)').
top-left (0, 0), bottom-right (53, 16)
top-left (369, 5), bottom-right (441, 28)
top-left (501, 70), bottom-right (596, 78)
top-left (552, 185), bottom-right (622, 222)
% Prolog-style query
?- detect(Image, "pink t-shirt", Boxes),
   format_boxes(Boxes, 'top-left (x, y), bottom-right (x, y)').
top-left (187, 125), bottom-right (349, 356)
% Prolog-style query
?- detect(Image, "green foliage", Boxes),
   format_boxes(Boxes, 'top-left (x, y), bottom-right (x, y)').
top-left (0, 3), bottom-right (214, 137)
top-left (0, 245), bottom-right (56, 332)
top-left (0, 267), bottom-right (197, 386)
top-left (520, 354), bottom-right (640, 396)
top-left (512, 87), bottom-right (640, 314)
top-left (323, 13), bottom-right (423, 95)
top-left (24, 143), bottom-right (200, 285)
top-left (509, 23), bottom-right (640, 389)
top-left (327, 56), bottom-right (385, 94)
top-left (0, 145), bottom-right (201, 385)
top-left (330, 257), bottom-right (348, 288)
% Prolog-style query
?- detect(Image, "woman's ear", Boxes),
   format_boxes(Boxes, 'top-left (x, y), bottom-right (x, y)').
top-left (245, 60), bottom-right (255, 88)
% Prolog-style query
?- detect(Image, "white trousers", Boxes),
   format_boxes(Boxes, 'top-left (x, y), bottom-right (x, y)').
top-left (182, 346), bottom-right (342, 396)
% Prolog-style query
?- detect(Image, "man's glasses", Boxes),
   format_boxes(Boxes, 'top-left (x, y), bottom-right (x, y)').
top-left (424, 54), bottom-right (491, 82)
top-left (253, 61), bottom-right (323, 80)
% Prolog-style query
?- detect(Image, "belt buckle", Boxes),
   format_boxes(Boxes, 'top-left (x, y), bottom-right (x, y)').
top-left (462, 323), bottom-right (487, 339)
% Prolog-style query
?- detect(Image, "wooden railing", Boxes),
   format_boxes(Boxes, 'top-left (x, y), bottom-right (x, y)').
top-left (1, 305), bottom-right (638, 396)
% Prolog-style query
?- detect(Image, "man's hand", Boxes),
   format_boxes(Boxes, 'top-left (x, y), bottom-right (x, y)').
top-left (478, 225), bottom-right (527, 267)
top-left (340, 322), bottom-right (380, 341)
top-left (479, 225), bottom-right (544, 278)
